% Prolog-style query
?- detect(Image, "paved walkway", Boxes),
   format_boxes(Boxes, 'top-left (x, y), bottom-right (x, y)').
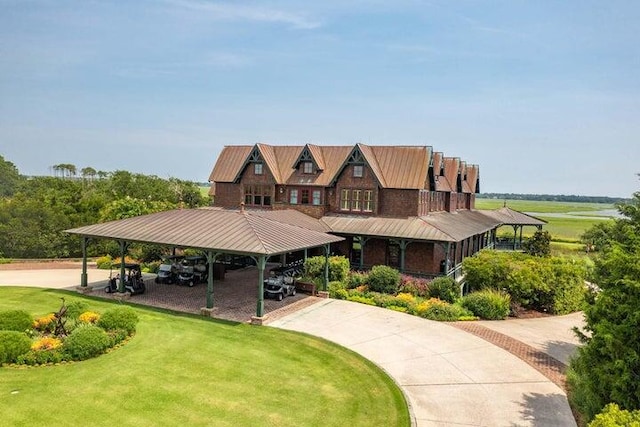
top-left (268, 299), bottom-right (578, 427)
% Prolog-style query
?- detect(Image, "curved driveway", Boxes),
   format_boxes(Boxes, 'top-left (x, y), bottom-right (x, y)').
top-left (268, 299), bottom-right (577, 427)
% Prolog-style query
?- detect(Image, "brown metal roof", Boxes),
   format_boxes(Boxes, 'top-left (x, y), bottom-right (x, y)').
top-left (421, 210), bottom-right (502, 241)
top-left (208, 146), bottom-right (253, 183)
top-left (370, 146), bottom-right (431, 189)
top-left (307, 144), bottom-right (326, 170)
top-left (321, 214), bottom-right (456, 241)
top-left (479, 207), bottom-right (547, 226)
top-left (66, 208), bottom-right (343, 256)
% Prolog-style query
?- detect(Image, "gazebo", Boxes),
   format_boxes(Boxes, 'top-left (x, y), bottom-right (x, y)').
top-left (65, 207), bottom-right (343, 322)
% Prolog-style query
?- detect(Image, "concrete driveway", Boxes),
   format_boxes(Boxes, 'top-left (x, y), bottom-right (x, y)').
top-left (268, 299), bottom-right (577, 427)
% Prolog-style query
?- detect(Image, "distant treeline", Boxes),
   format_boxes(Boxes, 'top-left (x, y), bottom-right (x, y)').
top-left (478, 193), bottom-right (630, 204)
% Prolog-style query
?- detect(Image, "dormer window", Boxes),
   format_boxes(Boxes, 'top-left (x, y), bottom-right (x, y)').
top-left (353, 165), bottom-right (363, 177)
top-left (254, 163), bottom-right (263, 175)
top-left (303, 162), bottom-right (313, 174)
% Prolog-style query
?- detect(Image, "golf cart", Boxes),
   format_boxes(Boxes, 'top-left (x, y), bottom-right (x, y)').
top-left (155, 255), bottom-right (185, 284)
top-left (105, 263), bottom-right (146, 295)
top-left (177, 256), bottom-right (209, 287)
top-left (263, 272), bottom-right (296, 301)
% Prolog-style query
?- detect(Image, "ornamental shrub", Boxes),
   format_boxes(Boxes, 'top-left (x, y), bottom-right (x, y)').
top-left (328, 281), bottom-right (346, 298)
top-left (304, 256), bottom-right (350, 282)
top-left (428, 276), bottom-right (460, 303)
top-left (413, 299), bottom-right (472, 321)
top-left (31, 336), bottom-right (63, 351)
top-left (347, 271), bottom-right (369, 289)
top-left (588, 403), bottom-right (640, 426)
top-left (399, 275), bottom-right (430, 297)
top-left (461, 290), bottom-right (511, 320)
top-left (63, 325), bottom-right (111, 360)
top-left (33, 313), bottom-right (56, 333)
top-left (65, 301), bottom-right (89, 320)
top-left (78, 311), bottom-right (100, 324)
top-left (0, 331), bottom-right (32, 364)
top-left (0, 309), bottom-right (34, 332)
top-left (97, 306), bottom-right (139, 335)
top-left (96, 255), bottom-right (113, 269)
top-left (17, 348), bottom-right (64, 365)
top-left (367, 265), bottom-right (400, 294)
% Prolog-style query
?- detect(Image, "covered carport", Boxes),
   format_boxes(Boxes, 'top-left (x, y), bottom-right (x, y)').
top-left (65, 207), bottom-right (343, 323)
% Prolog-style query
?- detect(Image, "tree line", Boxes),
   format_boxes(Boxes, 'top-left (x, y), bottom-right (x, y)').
top-left (0, 155), bottom-right (209, 259)
top-left (478, 192), bottom-right (629, 204)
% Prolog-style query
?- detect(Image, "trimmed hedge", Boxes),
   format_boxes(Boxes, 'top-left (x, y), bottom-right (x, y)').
top-left (428, 276), bottom-right (459, 303)
top-left (367, 265), bottom-right (400, 294)
top-left (0, 309), bottom-right (34, 332)
top-left (0, 331), bottom-right (32, 364)
top-left (63, 325), bottom-right (111, 360)
top-left (97, 306), bottom-right (139, 335)
top-left (461, 290), bottom-right (511, 320)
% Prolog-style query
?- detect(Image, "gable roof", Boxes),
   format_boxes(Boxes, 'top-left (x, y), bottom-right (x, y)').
top-left (480, 207), bottom-right (547, 226)
top-left (66, 208), bottom-right (343, 256)
top-left (210, 143), bottom-right (468, 191)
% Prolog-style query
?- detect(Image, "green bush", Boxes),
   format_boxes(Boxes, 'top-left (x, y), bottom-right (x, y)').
top-left (63, 325), bottom-right (111, 360)
top-left (304, 256), bottom-right (350, 282)
top-left (588, 403), bottom-right (640, 426)
top-left (428, 276), bottom-right (460, 303)
top-left (371, 292), bottom-right (398, 308)
top-left (65, 301), bottom-right (89, 321)
top-left (333, 289), bottom-right (348, 300)
top-left (95, 255), bottom-right (113, 269)
top-left (347, 295), bottom-right (376, 306)
top-left (0, 331), bottom-right (32, 364)
top-left (367, 265), bottom-right (400, 294)
top-left (142, 261), bottom-right (160, 274)
top-left (16, 349), bottom-right (64, 366)
top-left (415, 300), bottom-right (472, 321)
top-left (0, 309), bottom-right (34, 332)
top-left (328, 281), bottom-right (346, 298)
top-left (97, 306), bottom-right (139, 335)
top-left (347, 271), bottom-right (369, 289)
top-left (461, 290), bottom-right (511, 320)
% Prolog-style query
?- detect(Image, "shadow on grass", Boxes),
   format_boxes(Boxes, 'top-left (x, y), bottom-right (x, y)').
top-left (41, 288), bottom-right (243, 326)
top-left (512, 392), bottom-right (577, 427)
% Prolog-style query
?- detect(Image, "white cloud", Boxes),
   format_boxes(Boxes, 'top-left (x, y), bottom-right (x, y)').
top-left (163, 0), bottom-right (322, 29)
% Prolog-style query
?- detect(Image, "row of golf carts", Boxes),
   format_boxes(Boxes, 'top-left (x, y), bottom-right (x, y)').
top-left (104, 256), bottom-right (306, 302)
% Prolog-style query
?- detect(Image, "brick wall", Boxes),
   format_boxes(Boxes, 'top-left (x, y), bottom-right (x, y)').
top-left (213, 182), bottom-right (242, 208)
top-left (379, 189), bottom-right (420, 217)
top-left (273, 203), bottom-right (327, 219)
top-left (404, 241), bottom-right (436, 273)
top-left (363, 238), bottom-right (387, 266)
top-left (333, 164), bottom-right (379, 214)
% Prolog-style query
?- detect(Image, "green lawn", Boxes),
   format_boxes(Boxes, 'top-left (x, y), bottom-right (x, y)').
top-left (0, 288), bottom-right (409, 427)
top-left (475, 198), bottom-right (614, 214)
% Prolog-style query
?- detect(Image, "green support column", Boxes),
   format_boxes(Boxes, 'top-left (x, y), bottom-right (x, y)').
top-left (358, 236), bottom-right (367, 270)
top-left (118, 240), bottom-right (127, 293)
top-left (512, 225), bottom-right (518, 250)
top-left (399, 240), bottom-right (410, 273)
top-left (304, 248), bottom-right (308, 261)
top-left (205, 252), bottom-right (218, 309)
top-left (81, 237), bottom-right (89, 288)
top-left (445, 242), bottom-right (451, 275)
top-left (256, 256), bottom-right (266, 318)
top-left (323, 244), bottom-right (330, 291)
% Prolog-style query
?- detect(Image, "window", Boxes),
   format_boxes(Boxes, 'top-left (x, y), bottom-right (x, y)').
top-left (353, 165), bottom-right (363, 177)
top-left (303, 162), bottom-right (313, 174)
top-left (254, 163), bottom-right (263, 175)
top-left (289, 189), bottom-right (298, 204)
top-left (363, 190), bottom-right (373, 212)
top-left (301, 189), bottom-right (310, 204)
top-left (312, 190), bottom-right (321, 206)
top-left (244, 185), bottom-right (272, 207)
top-left (340, 189), bottom-right (350, 210)
top-left (352, 189), bottom-right (361, 211)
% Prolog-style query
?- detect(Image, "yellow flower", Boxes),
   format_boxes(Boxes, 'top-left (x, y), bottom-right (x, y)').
top-left (78, 311), bottom-right (100, 324)
top-left (31, 337), bottom-right (62, 351)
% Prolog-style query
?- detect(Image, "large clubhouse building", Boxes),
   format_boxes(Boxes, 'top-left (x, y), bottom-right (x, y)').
top-left (209, 143), bottom-right (543, 278)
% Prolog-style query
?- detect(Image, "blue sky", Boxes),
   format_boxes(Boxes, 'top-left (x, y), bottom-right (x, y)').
top-left (0, 1), bottom-right (638, 197)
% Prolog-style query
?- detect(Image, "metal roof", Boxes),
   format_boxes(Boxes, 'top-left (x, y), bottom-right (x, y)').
top-left (66, 208), bottom-right (343, 256)
top-left (321, 208), bottom-right (538, 242)
top-left (479, 207), bottom-right (547, 226)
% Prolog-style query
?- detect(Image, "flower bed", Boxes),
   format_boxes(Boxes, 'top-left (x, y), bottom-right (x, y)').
top-left (0, 298), bottom-right (138, 367)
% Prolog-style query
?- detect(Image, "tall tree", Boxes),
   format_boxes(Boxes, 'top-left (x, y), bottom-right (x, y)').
top-left (569, 177), bottom-right (640, 421)
top-left (0, 155), bottom-right (22, 197)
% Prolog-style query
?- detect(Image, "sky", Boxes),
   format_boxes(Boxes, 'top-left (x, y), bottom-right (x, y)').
top-left (0, 1), bottom-right (638, 198)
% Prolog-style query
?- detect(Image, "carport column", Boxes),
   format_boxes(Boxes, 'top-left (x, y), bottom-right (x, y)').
top-left (399, 240), bottom-right (410, 273)
top-left (256, 256), bottom-right (266, 318)
top-left (323, 244), bottom-right (330, 291)
top-left (445, 242), bottom-right (451, 275)
top-left (81, 237), bottom-right (89, 287)
top-left (205, 252), bottom-right (219, 309)
top-left (118, 240), bottom-right (127, 293)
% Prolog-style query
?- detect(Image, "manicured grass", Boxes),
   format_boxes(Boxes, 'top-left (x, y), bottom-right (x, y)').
top-left (475, 198), bottom-right (614, 214)
top-left (0, 288), bottom-right (410, 427)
